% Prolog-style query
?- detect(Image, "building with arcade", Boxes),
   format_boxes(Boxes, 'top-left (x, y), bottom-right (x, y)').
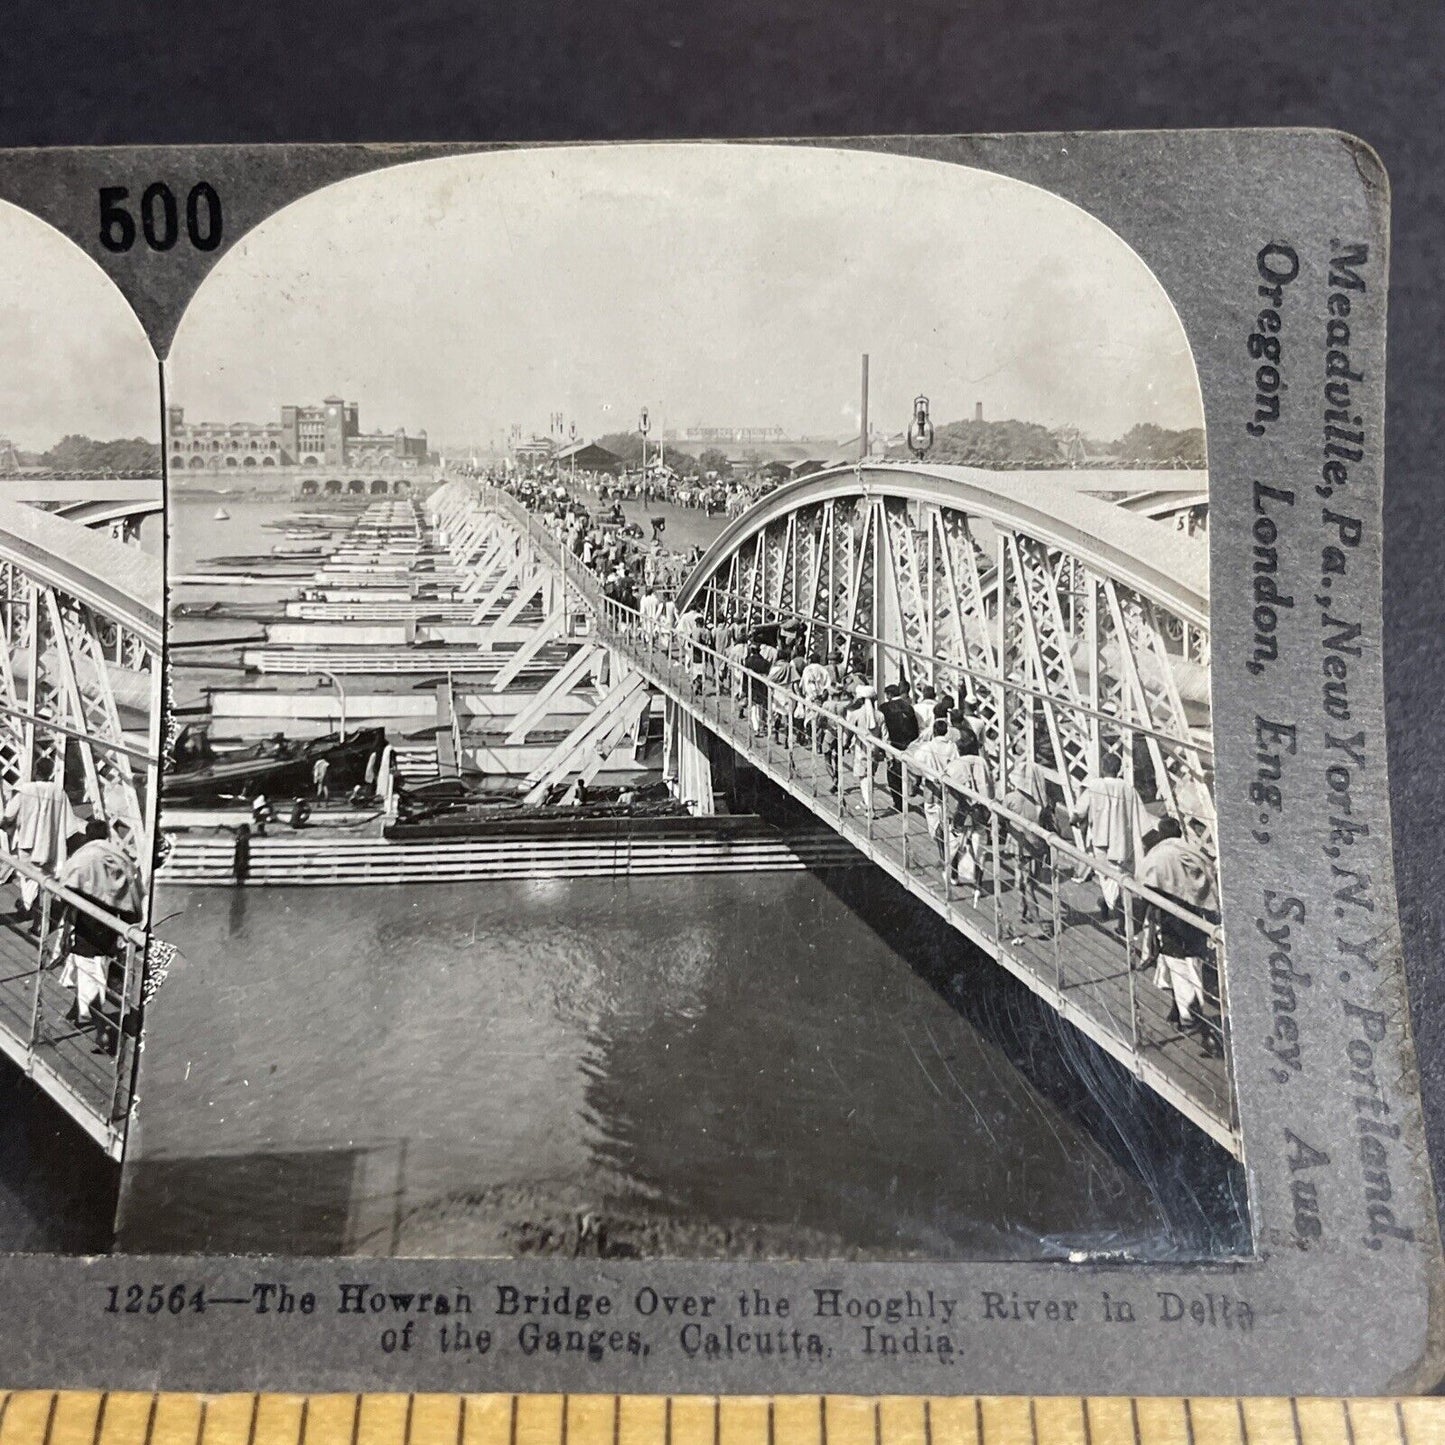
top-left (167, 399), bottom-right (437, 477)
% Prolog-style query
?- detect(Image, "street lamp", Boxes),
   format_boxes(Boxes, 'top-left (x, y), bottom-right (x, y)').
top-left (907, 395), bottom-right (935, 459)
top-left (638, 406), bottom-right (650, 486)
top-left (569, 421), bottom-right (577, 482)
top-left (316, 671), bottom-right (348, 738)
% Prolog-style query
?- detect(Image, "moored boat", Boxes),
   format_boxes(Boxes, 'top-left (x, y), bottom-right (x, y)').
top-left (168, 724), bottom-right (388, 804)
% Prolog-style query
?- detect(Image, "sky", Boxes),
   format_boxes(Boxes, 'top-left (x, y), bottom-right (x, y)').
top-left (169, 144), bottom-right (1205, 449)
top-left (0, 201), bottom-right (159, 452)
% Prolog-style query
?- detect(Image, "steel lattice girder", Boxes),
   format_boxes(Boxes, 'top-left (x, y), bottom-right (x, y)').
top-left (680, 464), bottom-right (1214, 854)
top-left (0, 500), bottom-right (162, 883)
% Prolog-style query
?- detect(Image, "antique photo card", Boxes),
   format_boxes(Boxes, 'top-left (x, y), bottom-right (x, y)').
top-left (0, 131), bottom-right (1436, 1395)
top-left (134, 145), bottom-right (1240, 1264)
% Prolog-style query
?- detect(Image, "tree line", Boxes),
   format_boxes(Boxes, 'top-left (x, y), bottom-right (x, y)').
top-left (14, 435), bottom-right (162, 474)
top-left (896, 418), bottom-right (1206, 467)
top-left (593, 419), bottom-right (1206, 475)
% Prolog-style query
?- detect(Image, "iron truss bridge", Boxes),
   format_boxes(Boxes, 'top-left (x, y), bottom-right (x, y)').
top-left (432, 469), bottom-right (1233, 1157)
top-left (0, 500), bottom-right (162, 1158)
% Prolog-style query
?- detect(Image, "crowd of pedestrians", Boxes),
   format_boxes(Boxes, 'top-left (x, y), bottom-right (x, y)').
top-left (492, 467), bottom-right (1223, 1060)
top-left (1, 756), bottom-right (143, 1054)
top-left (523, 463), bottom-right (765, 518)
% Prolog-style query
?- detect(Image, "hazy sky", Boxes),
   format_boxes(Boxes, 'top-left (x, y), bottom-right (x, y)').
top-left (0, 201), bottom-right (158, 451)
top-left (170, 145), bottom-right (1204, 448)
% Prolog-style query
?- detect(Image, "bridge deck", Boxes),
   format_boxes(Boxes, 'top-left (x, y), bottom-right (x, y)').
top-left (453, 491), bottom-right (1242, 1156)
top-left (0, 879), bottom-right (134, 1156)
top-left (617, 646), bottom-right (1234, 1153)
top-left (443, 487), bottom-right (1236, 1155)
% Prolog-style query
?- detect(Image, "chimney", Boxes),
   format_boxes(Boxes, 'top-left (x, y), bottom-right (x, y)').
top-left (974, 401), bottom-right (984, 423)
top-left (859, 354), bottom-right (870, 460)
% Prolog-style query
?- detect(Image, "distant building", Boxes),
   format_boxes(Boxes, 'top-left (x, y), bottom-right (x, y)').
top-left (553, 440), bottom-right (622, 473)
top-left (167, 399), bottom-right (435, 472)
top-left (664, 425), bottom-right (788, 445)
top-left (0, 438), bottom-right (20, 475)
top-left (513, 436), bottom-right (555, 467)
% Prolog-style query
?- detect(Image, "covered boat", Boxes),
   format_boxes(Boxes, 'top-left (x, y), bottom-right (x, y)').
top-left (167, 725), bottom-right (388, 805)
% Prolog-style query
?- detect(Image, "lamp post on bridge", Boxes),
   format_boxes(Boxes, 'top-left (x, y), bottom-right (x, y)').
top-left (316, 670), bottom-right (348, 739)
top-left (638, 407), bottom-right (650, 494)
top-left (900, 396), bottom-right (936, 691)
top-left (907, 395), bottom-right (935, 460)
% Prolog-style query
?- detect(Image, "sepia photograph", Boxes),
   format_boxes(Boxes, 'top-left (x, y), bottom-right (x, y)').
top-left (0, 200), bottom-right (164, 1253)
top-left (128, 144), bottom-right (1238, 1263)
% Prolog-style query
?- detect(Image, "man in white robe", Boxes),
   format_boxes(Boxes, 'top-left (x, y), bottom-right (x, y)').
top-left (1140, 818), bottom-right (1220, 1054)
top-left (909, 719), bottom-right (958, 863)
top-left (943, 731), bottom-right (992, 900)
top-left (59, 818), bottom-right (143, 1051)
top-left (799, 653), bottom-right (831, 748)
top-left (2, 759), bottom-right (78, 920)
top-left (639, 585), bottom-right (665, 645)
top-left (1069, 752), bottom-right (1149, 922)
top-left (844, 684), bottom-right (882, 816)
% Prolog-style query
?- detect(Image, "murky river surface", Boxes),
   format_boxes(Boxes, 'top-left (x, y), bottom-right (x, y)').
top-left (122, 865), bottom-right (1246, 1260)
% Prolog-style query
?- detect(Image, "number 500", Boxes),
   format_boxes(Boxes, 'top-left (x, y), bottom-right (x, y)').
top-left (99, 182), bottom-right (222, 254)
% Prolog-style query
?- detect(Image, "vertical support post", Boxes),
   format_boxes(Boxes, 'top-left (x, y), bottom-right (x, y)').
top-left (22, 584), bottom-right (39, 780)
top-left (1047, 839), bottom-right (1064, 990)
top-left (990, 810), bottom-right (1002, 942)
top-left (994, 533), bottom-right (1010, 804)
top-left (109, 938), bottom-right (137, 1127)
top-left (1125, 882), bottom-right (1139, 1053)
top-left (901, 758), bottom-right (911, 873)
top-left (26, 884), bottom-right (51, 1052)
top-left (1086, 575), bottom-right (1101, 773)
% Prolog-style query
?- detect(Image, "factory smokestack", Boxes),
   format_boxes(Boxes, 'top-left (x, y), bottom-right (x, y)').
top-left (974, 401), bottom-right (984, 423)
top-left (860, 354), bottom-right (870, 460)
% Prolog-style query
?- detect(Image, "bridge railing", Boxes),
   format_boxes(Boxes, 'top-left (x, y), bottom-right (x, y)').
top-left (460, 484), bottom-right (1234, 1142)
top-left (0, 844), bottom-right (147, 1158)
top-left (467, 483), bottom-right (1216, 853)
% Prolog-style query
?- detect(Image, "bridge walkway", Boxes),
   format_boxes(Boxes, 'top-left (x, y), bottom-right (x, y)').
top-left (0, 498), bottom-right (161, 1160)
top-left (605, 618), bottom-right (1232, 1154)
top-left (462, 489), bottom-right (1236, 1157)
top-left (0, 871), bottom-right (143, 1155)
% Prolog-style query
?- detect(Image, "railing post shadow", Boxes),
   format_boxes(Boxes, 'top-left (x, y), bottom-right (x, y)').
top-left (990, 811), bottom-right (1002, 943)
top-left (901, 760), bottom-right (911, 873)
top-left (27, 889), bottom-right (50, 1052)
top-left (1051, 842), bottom-right (1064, 992)
top-left (108, 938), bottom-right (138, 1126)
top-left (1124, 883), bottom-right (1140, 1053)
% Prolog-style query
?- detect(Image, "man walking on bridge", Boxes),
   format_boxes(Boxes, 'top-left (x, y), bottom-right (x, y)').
top-left (945, 729), bottom-right (992, 902)
top-left (1140, 818), bottom-right (1221, 1057)
top-left (880, 683), bottom-right (920, 813)
top-left (1070, 752), bottom-right (1149, 929)
top-left (744, 638), bottom-right (770, 738)
top-left (2, 756), bottom-right (77, 928)
top-left (59, 818), bottom-right (142, 1055)
top-left (910, 718), bottom-right (958, 861)
top-left (845, 684), bottom-right (883, 817)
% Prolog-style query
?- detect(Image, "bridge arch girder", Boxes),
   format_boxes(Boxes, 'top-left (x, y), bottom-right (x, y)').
top-left (53, 495), bottom-right (163, 548)
top-left (678, 463), bottom-right (1215, 850)
top-left (0, 500), bottom-right (162, 881)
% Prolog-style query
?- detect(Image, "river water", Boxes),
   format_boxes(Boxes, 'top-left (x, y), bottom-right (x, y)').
top-left (124, 864), bottom-right (1246, 1260)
